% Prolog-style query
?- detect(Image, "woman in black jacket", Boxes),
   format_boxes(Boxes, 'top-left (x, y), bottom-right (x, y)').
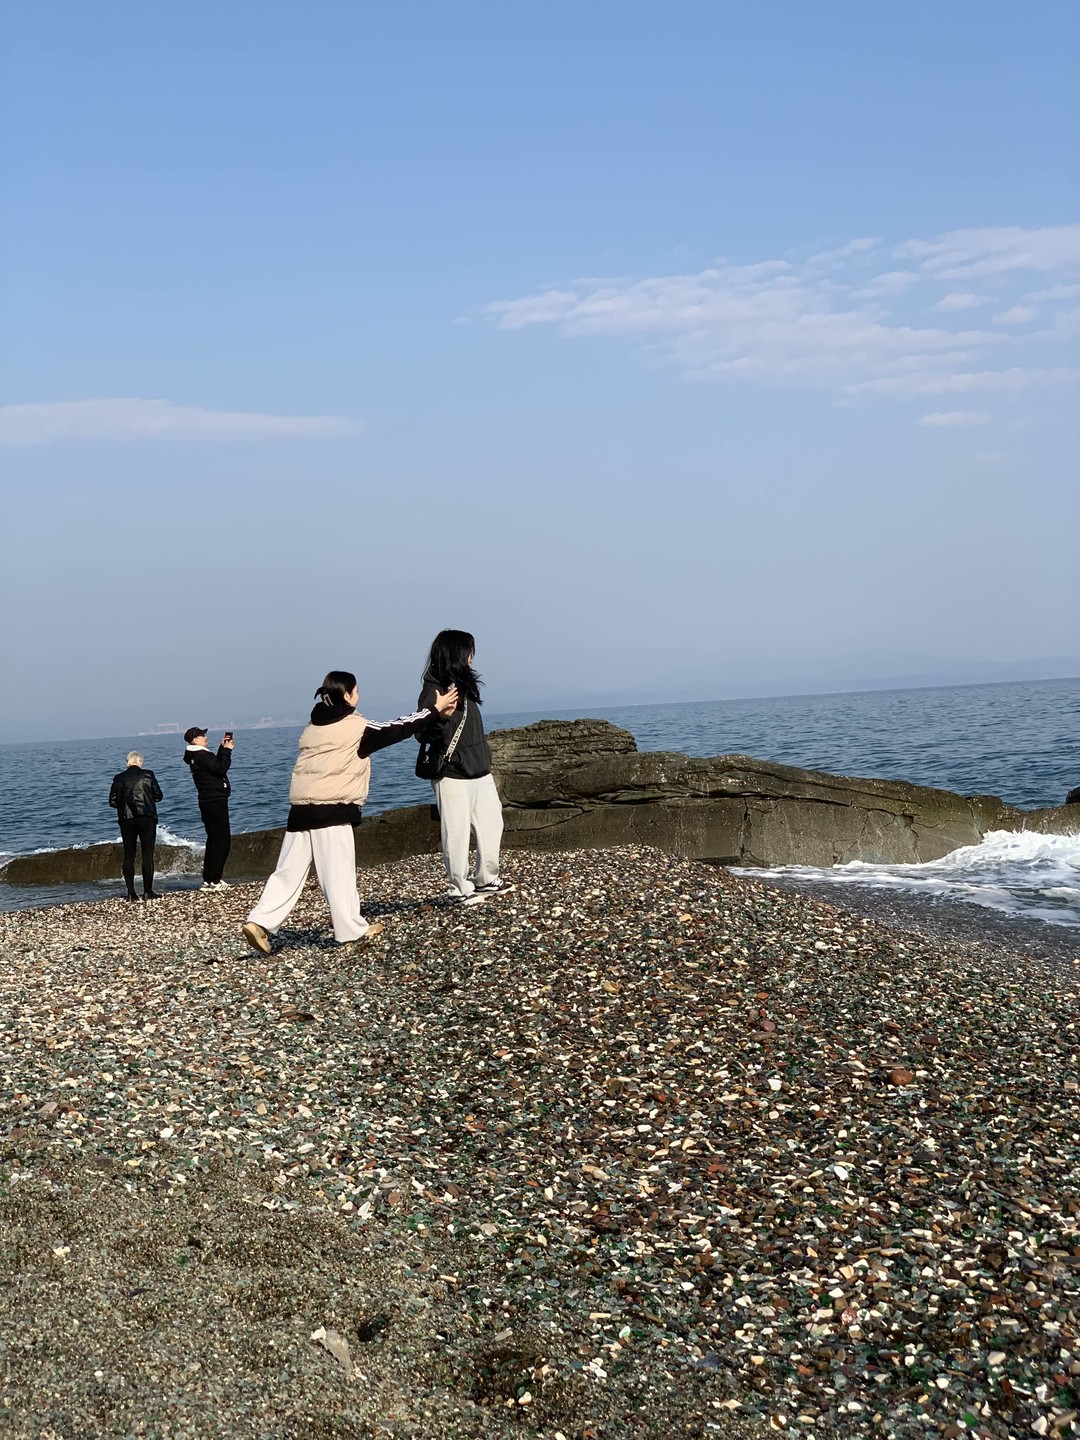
top-left (417, 630), bottom-right (506, 906)
top-left (108, 750), bottom-right (164, 900)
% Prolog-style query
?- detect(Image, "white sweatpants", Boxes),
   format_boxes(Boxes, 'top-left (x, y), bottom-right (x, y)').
top-left (433, 773), bottom-right (504, 897)
top-left (246, 826), bottom-right (371, 943)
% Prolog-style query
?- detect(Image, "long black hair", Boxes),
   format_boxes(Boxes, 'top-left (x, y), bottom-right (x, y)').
top-left (315, 670), bottom-right (357, 708)
top-left (423, 629), bottom-right (482, 705)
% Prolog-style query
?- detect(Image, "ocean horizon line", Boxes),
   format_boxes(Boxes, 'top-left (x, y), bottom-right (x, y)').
top-left (2, 667), bottom-right (1078, 749)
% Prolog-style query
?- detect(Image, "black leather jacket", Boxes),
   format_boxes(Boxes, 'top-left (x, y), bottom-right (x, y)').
top-left (109, 767), bottom-right (163, 822)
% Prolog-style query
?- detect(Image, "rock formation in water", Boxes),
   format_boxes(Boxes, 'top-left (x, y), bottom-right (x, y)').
top-left (4, 719), bottom-right (1078, 886)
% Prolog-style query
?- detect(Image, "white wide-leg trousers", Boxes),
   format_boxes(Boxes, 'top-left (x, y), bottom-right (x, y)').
top-left (433, 773), bottom-right (504, 897)
top-left (246, 826), bottom-right (370, 943)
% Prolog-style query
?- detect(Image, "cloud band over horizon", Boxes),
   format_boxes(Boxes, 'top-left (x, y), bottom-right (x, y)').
top-left (0, 398), bottom-right (363, 447)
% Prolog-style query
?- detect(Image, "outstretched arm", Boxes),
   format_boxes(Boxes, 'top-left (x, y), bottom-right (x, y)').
top-left (358, 709), bottom-right (439, 757)
top-left (358, 686), bottom-right (459, 757)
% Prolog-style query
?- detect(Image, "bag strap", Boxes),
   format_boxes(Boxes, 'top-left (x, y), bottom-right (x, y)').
top-left (442, 698), bottom-right (468, 763)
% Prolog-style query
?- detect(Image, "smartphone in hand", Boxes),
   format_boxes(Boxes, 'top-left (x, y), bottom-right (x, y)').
top-left (223, 732), bottom-right (234, 743)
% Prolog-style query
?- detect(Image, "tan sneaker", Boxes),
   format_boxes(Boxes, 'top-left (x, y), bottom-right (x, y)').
top-left (341, 921), bottom-right (386, 949)
top-left (242, 921), bottom-right (272, 955)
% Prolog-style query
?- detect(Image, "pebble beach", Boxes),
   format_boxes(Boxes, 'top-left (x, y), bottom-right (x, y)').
top-left (2, 846), bottom-right (1078, 1440)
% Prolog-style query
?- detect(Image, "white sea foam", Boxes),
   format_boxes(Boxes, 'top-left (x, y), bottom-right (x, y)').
top-left (0, 827), bottom-right (204, 877)
top-left (747, 830), bottom-right (1080, 929)
top-left (156, 825), bottom-right (203, 852)
top-left (9, 827), bottom-right (203, 858)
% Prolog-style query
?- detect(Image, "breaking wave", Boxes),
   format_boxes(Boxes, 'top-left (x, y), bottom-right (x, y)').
top-left (749, 830), bottom-right (1080, 928)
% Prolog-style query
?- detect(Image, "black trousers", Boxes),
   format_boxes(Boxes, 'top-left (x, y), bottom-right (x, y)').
top-left (119, 817), bottom-right (156, 895)
top-left (200, 800), bottom-right (232, 883)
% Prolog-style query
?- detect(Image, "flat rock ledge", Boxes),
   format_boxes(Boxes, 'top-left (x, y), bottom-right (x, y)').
top-left (5, 719), bottom-right (1078, 886)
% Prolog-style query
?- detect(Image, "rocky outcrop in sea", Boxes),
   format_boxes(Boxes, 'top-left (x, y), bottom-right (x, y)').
top-left (4, 719), bottom-right (1078, 888)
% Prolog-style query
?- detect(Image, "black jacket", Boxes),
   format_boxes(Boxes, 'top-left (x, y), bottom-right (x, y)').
top-left (184, 744), bottom-right (232, 802)
top-left (109, 767), bottom-right (163, 822)
top-left (416, 682), bottom-right (492, 779)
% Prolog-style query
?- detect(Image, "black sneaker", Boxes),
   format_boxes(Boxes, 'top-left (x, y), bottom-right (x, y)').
top-left (473, 880), bottom-right (514, 896)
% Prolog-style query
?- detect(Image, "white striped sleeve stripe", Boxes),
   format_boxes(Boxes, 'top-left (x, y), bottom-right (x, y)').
top-left (363, 709), bottom-right (431, 730)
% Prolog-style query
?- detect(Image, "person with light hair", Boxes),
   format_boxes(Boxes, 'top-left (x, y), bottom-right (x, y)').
top-left (108, 750), bottom-right (164, 901)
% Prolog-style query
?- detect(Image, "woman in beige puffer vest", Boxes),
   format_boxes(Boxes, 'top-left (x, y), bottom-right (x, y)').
top-left (242, 669), bottom-right (457, 952)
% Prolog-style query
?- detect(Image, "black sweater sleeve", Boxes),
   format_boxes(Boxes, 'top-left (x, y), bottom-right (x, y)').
top-left (357, 708), bottom-right (438, 758)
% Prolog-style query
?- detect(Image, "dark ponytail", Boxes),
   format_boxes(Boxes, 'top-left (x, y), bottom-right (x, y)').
top-left (315, 670), bottom-right (357, 708)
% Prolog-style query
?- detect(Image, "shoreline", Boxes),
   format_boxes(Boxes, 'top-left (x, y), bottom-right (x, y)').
top-left (2, 845), bottom-right (1078, 1438)
top-left (5, 847), bottom-right (1078, 969)
top-left (756, 874), bottom-right (1080, 971)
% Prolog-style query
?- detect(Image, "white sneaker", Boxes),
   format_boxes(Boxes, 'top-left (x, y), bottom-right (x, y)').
top-left (473, 880), bottom-right (514, 895)
top-left (451, 892), bottom-right (488, 907)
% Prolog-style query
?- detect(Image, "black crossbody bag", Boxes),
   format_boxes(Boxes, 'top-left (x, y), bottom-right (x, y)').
top-left (415, 699), bottom-right (468, 782)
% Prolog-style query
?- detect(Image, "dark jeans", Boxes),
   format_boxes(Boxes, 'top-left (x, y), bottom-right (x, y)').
top-left (119, 816), bottom-right (156, 895)
top-left (200, 800), bottom-right (232, 883)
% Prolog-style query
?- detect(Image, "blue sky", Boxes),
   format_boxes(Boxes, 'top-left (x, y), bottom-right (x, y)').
top-left (1, 1), bottom-right (1077, 740)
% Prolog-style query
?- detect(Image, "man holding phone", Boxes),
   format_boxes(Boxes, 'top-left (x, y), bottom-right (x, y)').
top-left (183, 727), bottom-right (235, 890)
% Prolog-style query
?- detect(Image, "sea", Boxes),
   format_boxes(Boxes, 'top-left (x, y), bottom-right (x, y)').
top-left (1, 677), bottom-right (1078, 928)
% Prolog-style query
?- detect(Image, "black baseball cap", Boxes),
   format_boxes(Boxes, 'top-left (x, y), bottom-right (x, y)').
top-left (184, 726), bottom-right (208, 744)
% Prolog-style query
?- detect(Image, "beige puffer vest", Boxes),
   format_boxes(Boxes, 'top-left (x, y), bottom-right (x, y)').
top-left (288, 714), bottom-right (371, 806)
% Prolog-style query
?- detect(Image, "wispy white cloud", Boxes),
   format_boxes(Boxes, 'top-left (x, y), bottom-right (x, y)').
top-left (930, 292), bottom-right (991, 312)
top-left (1036, 306), bottom-right (1080, 341)
top-left (850, 270), bottom-right (919, 299)
top-left (1023, 282), bottom-right (1080, 303)
top-left (845, 366), bottom-right (1079, 398)
top-left (804, 237), bottom-right (880, 269)
top-left (0, 399), bottom-right (362, 447)
top-left (896, 224), bottom-right (1080, 280)
top-left (486, 223), bottom-right (1080, 421)
top-left (992, 304), bottom-right (1038, 326)
top-left (918, 410), bottom-right (991, 427)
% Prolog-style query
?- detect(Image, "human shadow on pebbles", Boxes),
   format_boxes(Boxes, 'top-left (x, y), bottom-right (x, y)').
top-left (1, 846), bottom-right (1078, 1439)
